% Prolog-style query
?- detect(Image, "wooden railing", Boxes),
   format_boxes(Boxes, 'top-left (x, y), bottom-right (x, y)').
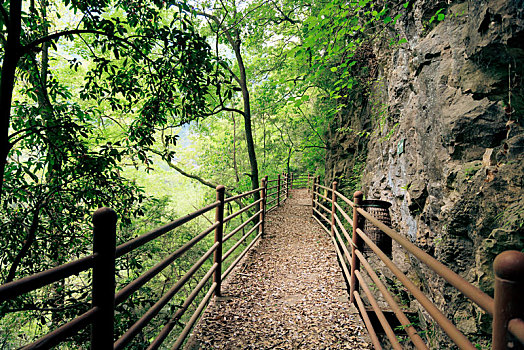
top-left (311, 177), bottom-right (524, 350)
top-left (0, 173), bottom-right (291, 349)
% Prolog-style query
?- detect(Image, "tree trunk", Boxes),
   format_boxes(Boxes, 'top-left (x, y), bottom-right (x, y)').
top-left (232, 113), bottom-right (240, 183)
top-left (263, 114), bottom-right (266, 167)
top-left (196, 10), bottom-right (260, 198)
top-left (0, 0), bottom-right (23, 199)
top-left (231, 35), bottom-right (260, 198)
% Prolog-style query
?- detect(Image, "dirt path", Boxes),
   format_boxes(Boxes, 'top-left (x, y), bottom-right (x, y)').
top-left (188, 189), bottom-right (371, 349)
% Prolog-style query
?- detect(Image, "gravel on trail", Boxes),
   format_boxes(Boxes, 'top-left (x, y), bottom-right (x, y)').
top-left (187, 189), bottom-right (371, 349)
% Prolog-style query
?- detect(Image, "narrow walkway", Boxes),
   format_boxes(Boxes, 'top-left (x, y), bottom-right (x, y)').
top-left (188, 189), bottom-right (370, 349)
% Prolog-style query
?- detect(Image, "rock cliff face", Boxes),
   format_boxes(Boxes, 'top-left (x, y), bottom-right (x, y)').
top-left (325, 0), bottom-right (524, 347)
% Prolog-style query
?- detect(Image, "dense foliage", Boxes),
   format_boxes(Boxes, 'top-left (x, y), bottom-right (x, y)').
top-left (0, 0), bottom-right (410, 346)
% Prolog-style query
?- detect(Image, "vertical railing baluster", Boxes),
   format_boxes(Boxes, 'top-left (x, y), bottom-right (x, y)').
top-left (214, 185), bottom-right (225, 297)
top-left (91, 207), bottom-right (117, 349)
top-left (277, 174), bottom-right (281, 207)
top-left (350, 191), bottom-right (364, 304)
top-left (492, 250), bottom-right (524, 350)
top-left (264, 176), bottom-right (268, 226)
top-left (330, 181), bottom-right (337, 237)
top-left (311, 176), bottom-right (316, 215)
top-left (260, 177), bottom-right (267, 236)
top-left (282, 173), bottom-right (285, 200)
top-left (316, 176), bottom-right (320, 211)
top-left (286, 173), bottom-right (289, 199)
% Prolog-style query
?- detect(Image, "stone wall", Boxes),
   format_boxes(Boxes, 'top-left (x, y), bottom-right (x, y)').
top-left (325, 0), bottom-right (524, 347)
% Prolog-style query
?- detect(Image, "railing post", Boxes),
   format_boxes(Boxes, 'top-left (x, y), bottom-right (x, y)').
top-left (290, 172), bottom-right (293, 190)
top-left (282, 172), bottom-right (285, 199)
top-left (330, 181), bottom-right (337, 237)
top-left (214, 185), bottom-right (225, 297)
top-left (492, 250), bottom-right (524, 350)
top-left (286, 173), bottom-right (289, 199)
top-left (315, 176), bottom-right (320, 215)
top-left (260, 177), bottom-right (267, 236)
top-left (350, 191), bottom-right (364, 304)
top-left (311, 176), bottom-right (316, 214)
top-left (277, 174), bottom-right (281, 207)
top-left (91, 207), bottom-right (117, 350)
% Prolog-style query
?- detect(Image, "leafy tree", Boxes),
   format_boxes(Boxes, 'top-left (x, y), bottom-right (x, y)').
top-left (193, 0), bottom-right (265, 198)
top-left (0, 0), bottom-right (216, 344)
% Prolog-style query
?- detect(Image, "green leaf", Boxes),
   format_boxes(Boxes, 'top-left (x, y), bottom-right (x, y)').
top-left (393, 14), bottom-right (403, 24)
top-left (330, 67), bottom-right (338, 72)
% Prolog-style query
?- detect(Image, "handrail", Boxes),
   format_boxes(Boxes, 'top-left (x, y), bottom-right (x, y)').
top-left (353, 290), bottom-right (382, 350)
top-left (0, 173), bottom-right (276, 349)
top-left (115, 201), bottom-right (219, 257)
top-left (355, 249), bottom-right (428, 350)
top-left (509, 318), bottom-right (524, 345)
top-left (357, 226), bottom-right (476, 349)
top-left (310, 176), bottom-right (524, 350)
top-left (115, 222), bottom-right (219, 305)
top-left (222, 231), bottom-right (262, 281)
top-left (223, 198), bottom-right (261, 223)
top-left (355, 207), bottom-right (495, 315)
top-left (147, 264), bottom-right (218, 349)
top-left (223, 209), bottom-right (262, 242)
top-left (21, 308), bottom-right (98, 350)
top-left (355, 270), bottom-right (402, 350)
top-left (316, 183), bottom-right (332, 192)
top-left (114, 241), bottom-right (220, 349)
top-left (0, 255), bottom-right (95, 302)
top-left (222, 221), bottom-right (262, 261)
top-left (224, 187), bottom-right (262, 204)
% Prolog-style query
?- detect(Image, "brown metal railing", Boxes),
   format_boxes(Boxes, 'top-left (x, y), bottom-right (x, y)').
top-left (311, 177), bottom-right (524, 350)
top-left (266, 173), bottom-right (290, 212)
top-left (0, 178), bottom-right (272, 349)
top-left (287, 173), bottom-right (312, 191)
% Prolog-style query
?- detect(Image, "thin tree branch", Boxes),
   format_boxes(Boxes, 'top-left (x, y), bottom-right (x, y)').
top-left (5, 201), bottom-right (43, 283)
top-left (22, 29), bottom-right (105, 54)
top-left (269, 0), bottom-right (299, 24)
top-left (224, 0), bottom-right (271, 32)
top-left (296, 106), bottom-right (327, 145)
top-left (300, 145), bottom-right (328, 150)
top-left (8, 123), bottom-right (76, 145)
top-left (224, 64), bottom-right (241, 85)
top-left (148, 148), bottom-right (238, 197)
top-left (196, 11), bottom-right (237, 49)
top-left (21, 29), bottom-right (153, 64)
top-left (191, 204), bottom-right (214, 225)
top-left (202, 105), bottom-right (246, 118)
